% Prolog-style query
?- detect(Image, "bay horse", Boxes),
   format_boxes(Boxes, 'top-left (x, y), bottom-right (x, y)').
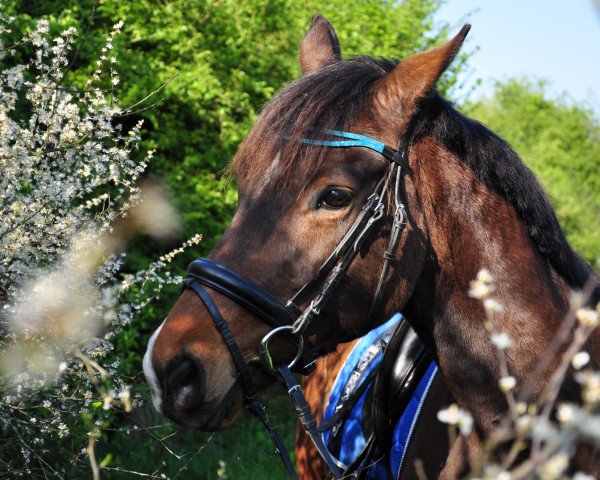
top-left (144, 14), bottom-right (600, 478)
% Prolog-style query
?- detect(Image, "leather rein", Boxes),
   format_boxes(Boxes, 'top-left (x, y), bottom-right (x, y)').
top-left (183, 128), bottom-right (411, 479)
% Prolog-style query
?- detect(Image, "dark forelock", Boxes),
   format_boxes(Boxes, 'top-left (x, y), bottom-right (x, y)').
top-left (230, 56), bottom-right (397, 190)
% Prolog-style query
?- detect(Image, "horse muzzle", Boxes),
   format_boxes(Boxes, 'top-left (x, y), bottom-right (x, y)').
top-left (144, 333), bottom-right (245, 430)
top-left (163, 372), bottom-right (245, 431)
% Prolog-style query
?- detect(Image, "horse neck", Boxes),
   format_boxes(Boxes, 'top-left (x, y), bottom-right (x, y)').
top-left (402, 135), bottom-right (579, 433)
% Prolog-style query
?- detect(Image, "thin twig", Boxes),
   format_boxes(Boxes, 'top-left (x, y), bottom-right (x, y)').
top-left (171, 434), bottom-right (215, 480)
top-left (100, 466), bottom-right (163, 478)
top-left (485, 305), bottom-right (518, 420)
top-left (56, 2), bottom-right (98, 90)
top-left (518, 276), bottom-right (598, 403)
top-left (120, 74), bottom-right (178, 114)
top-left (111, 409), bottom-right (183, 459)
top-left (531, 322), bottom-right (595, 458)
top-left (10, 424), bottom-right (63, 479)
top-left (88, 429), bottom-right (101, 480)
top-left (116, 97), bottom-right (167, 118)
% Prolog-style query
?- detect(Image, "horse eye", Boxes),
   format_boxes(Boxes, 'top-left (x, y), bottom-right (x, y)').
top-left (319, 188), bottom-right (353, 209)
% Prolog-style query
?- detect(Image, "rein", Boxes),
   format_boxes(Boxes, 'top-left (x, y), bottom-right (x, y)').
top-left (183, 128), bottom-right (412, 479)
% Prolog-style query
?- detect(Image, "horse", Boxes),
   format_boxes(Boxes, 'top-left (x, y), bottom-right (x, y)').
top-left (143, 13), bottom-right (600, 478)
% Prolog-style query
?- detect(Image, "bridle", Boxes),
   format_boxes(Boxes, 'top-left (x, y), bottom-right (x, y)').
top-left (183, 128), bottom-right (412, 479)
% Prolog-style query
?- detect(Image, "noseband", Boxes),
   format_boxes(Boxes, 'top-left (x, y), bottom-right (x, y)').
top-left (183, 128), bottom-right (411, 479)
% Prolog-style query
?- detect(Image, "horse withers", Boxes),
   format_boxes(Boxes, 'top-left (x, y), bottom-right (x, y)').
top-left (144, 13), bottom-right (600, 478)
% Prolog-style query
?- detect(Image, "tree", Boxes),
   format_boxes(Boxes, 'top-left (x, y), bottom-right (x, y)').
top-left (2, 0), bottom-right (469, 256)
top-left (466, 79), bottom-right (600, 268)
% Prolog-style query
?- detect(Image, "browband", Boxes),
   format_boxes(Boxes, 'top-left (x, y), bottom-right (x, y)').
top-left (300, 129), bottom-right (407, 167)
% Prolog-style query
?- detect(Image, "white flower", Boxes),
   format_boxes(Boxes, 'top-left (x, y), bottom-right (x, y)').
top-left (515, 415), bottom-right (533, 435)
top-left (498, 376), bottom-right (516, 392)
top-left (576, 308), bottom-right (599, 327)
top-left (491, 332), bottom-right (513, 349)
top-left (437, 404), bottom-right (473, 435)
top-left (483, 298), bottom-right (504, 313)
top-left (556, 403), bottom-right (574, 424)
top-left (57, 422), bottom-right (68, 438)
top-left (563, 405), bottom-right (600, 443)
top-left (469, 282), bottom-right (492, 299)
top-left (572, 473), bottom-right (595, 480)
top-left (0, 13), bottom-right (201, 469)
top-left (571, 351), bottom-right (590, 370)
top-left (569, 291), bottom-right (585, 309)
top-left (469, 281), bottom-right (492, 300)
top-left (477, 268), bottom-right (493, 283)
top-left (478, 465), bottom-right (511, 480)
top-left (538, 452), bottom-right (569, 480)
top-left (469, 269), bottom-right (495, 299)
top-left (103, 393), bottom-right (113, 411)
top-left (118, 387), bottom-right (132, 412)
top-left (575, 370), bottom-right (600, 405)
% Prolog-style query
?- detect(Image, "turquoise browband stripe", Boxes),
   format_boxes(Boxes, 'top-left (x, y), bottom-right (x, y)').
top-left (301, 129), bottom-right (386, 154)
top-left (300, 129), bottom-right (407, 167)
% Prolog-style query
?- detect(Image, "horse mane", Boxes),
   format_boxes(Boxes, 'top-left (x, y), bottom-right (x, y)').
top-left (231, 55), bottom-right (599, 301)
top-left (415, 96), bottom-right (599, 301)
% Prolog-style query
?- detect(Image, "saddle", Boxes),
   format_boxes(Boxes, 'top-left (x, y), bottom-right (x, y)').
top-left (319, 314), bottom-right (436, 479)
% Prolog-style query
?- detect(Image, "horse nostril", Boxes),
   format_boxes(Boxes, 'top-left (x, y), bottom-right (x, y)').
top-left (166, 355), bottom-right (207, 411)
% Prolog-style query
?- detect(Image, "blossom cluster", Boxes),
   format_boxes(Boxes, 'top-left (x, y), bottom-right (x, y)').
top-left (0, 14), bottom-right (200, 478)
top-left (438, 269), bottom-right (600, 480)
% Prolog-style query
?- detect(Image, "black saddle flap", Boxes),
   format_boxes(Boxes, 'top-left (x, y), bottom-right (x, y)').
top-left (366, 318), bottom-right (432, 455)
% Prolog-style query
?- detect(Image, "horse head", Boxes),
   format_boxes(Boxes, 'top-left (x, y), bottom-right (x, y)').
top-left (144, 19), bottom-right (600, 475)
top-left (143, 14), bottom-right (470, 431)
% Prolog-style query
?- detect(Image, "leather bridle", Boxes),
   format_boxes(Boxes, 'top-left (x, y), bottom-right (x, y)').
top-left (182, 128), bottom-right (411, 479)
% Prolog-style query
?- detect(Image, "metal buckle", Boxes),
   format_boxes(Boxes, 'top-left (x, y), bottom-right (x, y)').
top-left (260, 326), bottom-right (304, 372)
top-left (353, 200), bottom-right (384, 251)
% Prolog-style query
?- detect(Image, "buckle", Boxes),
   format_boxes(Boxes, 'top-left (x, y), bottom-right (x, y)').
top-left (260, 326), bottom-right (304, 372)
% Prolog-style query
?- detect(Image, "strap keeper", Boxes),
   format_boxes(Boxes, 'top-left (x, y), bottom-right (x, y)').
top-left (382, 145), bottom-right (407, 167)
top-left (391, 150), bottom-right (408, 168)
top-left (244, 392), bottom-right (258, 404)
top-left (383, 252), bottom-right (397, 262)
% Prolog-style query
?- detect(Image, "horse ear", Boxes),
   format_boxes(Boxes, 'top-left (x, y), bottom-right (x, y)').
top-left (300, 14), bottom-right (342, 75)
top-left (374, 24), bottom-right (471, 116)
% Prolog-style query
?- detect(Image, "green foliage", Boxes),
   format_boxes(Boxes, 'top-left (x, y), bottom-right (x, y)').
top-left (3, 0), bottom-right (466, 256)
top-left (100, 388), bottom-right (296, 479)
top-left (466, 79), bottom-right (600, 268)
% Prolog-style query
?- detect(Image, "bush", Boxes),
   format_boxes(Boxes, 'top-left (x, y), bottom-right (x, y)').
top-left (0, 15), bottom-right (199, 478)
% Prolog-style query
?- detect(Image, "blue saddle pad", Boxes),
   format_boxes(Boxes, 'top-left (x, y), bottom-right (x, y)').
top-left (321, 313), bottom-right (437, 478)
